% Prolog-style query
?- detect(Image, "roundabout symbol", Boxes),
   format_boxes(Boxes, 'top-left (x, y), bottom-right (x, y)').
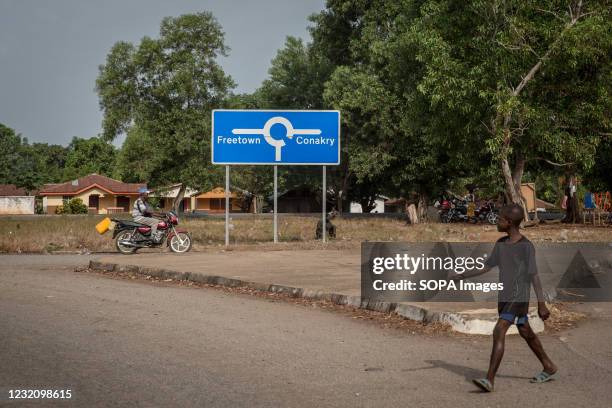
top-left (232, 116), bottom-right (321, 162)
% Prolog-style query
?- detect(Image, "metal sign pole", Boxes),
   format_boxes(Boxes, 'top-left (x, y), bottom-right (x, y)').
top-left (322, 166), bottom-right (326, 243)
top-left (225, 165), bottom-right (230, 246)
top-left (273, 165), bottom-right (278, 243)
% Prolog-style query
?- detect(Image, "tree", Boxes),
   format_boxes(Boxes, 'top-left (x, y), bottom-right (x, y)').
top-left (257, 36), bottom-right (331, 110)
top-left (63, 137), bottom-right (117, 180)
top-left (113, 127), bottom-right (155, 183)
top-left (0, 124), bottom-right (24, 185)
top-left (407, 0), bottom-right (611, 221)
top-left (96, 12), bottom-right (234, 211)
top-left (0, 123), bottom-right (51, 192)
top-left (311, 0), bottom-right (480, 219)
top-left (307, 3), bottom-right (386, 212)
top-left (28, 143), bottom-right (68, 184)
top-left (323, 65), bottom-right (398, 213)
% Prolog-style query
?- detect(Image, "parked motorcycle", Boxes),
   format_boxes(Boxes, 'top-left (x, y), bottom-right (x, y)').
top-left (435, 199), bottom-right (453, 223)
top-left (111, 211), bottom-right (192, 254)
top-left (438, 198), bottom-right (498, 224)
top-left (445, 198), bottom-right (470, 223)
top-left (472, 200), bottom-right (499, 225)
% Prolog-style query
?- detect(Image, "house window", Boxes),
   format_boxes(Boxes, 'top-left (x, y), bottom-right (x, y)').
top-left (62, 196), bottom-right (72, 204)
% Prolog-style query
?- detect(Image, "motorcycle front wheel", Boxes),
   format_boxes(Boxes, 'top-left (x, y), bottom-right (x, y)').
top-left (115, 230), bottom-right (137, 254)
top-left (487, 212), bottom-right (499, 225)
top-left (169, 232), bottom-right (192, 253)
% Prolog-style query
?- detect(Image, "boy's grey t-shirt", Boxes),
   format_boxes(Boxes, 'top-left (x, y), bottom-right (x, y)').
top-left (485, 236), bottom-right (538, 316)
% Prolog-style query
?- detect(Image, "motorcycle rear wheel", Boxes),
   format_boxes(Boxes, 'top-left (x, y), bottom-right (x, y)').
top-left (116, 230), bottom-right (137, 254)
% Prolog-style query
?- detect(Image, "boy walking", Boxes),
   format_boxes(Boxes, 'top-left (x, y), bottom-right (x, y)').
top-left (454, 204), bottom-right (558, 392)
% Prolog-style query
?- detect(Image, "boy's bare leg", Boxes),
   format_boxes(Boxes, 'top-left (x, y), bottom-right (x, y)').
top-left (517, 322), bottom-right (557, 374)
top-left (486, 319), bottom-right (512, 385)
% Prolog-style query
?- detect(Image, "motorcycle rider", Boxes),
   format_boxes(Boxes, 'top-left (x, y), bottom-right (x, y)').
top-left (132, 187), bottom-right (164, 243)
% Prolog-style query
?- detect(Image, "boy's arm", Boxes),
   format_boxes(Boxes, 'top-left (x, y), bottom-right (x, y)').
top-left (532, 274), bottom-right (550, 320)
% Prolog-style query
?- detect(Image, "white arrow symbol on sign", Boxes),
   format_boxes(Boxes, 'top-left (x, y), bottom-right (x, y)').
top-left (232, 116), bottom-right (321, 162)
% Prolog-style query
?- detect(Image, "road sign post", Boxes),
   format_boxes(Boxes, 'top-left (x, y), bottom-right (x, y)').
top-left (273, 165), bottom-right (278, 243)
top-left (322, 166), bottom-right (326, 243)
top-left (225, 166), bottom-right (229, 246)
top-left (212, 110), bottom-right (340, 245)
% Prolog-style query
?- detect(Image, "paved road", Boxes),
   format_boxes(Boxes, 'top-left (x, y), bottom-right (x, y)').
top-left (1, 255), bottom-right (611, 407)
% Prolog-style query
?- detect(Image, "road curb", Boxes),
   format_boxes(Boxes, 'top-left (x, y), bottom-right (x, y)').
top-left (87, 260), bottom-right (543, 335)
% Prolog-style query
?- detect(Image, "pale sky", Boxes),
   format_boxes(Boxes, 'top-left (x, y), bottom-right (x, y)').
top-left (0, 0), bottom-right (325, 145)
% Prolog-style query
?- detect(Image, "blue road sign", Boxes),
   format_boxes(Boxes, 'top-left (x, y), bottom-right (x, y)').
top-left (212, 110), bottom-right (340, 165)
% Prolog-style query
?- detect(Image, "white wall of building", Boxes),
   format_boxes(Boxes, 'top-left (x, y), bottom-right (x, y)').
top-left (350, 199), bottom-right (385, 213)
top-left (0, 196), bottom-right (35, 214)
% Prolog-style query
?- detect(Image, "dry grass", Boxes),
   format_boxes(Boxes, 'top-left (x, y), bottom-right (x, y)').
top-left (0, 214), bottom-right (610, 253)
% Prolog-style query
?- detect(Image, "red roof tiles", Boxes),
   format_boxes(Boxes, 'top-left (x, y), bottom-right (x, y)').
top-left (39, 174), bottom-right (145, 196)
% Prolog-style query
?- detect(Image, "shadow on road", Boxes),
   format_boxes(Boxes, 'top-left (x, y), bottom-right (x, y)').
top-left (402, 360), bottom-right (530, 383)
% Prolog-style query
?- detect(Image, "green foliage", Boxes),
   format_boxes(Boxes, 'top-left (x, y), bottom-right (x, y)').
top-left (28, 143), bottom-right (67, 184)
top-left (96, 12), bottom-right (234, 197)
top-left (257, 36), bottom-right (331, 109)
top-left (0, 123), bottom-right (40, 191)
top-left (1, 123), bottom-right (115, 191)
top-left (406, 0), bottom-right (610, 203)
top-left (55, 198), bottom-right (88, 214)
top-left (63, 137), bottom-right (117, 180)
top-left (0, 124), bottom-right (21, 183)
top-left (584, 136), bottom-right (612, 191)
top-left (4, 3), bottom-right (610, 214)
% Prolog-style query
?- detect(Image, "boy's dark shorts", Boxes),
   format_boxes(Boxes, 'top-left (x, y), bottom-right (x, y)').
top-left (499, 312), bottom-right (528, 326)
top-left (498, 302), bottom-right (529, 325)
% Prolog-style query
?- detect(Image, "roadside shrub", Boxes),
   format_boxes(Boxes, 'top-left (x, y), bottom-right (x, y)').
top-left (55, 198), bottom-right (88, 214)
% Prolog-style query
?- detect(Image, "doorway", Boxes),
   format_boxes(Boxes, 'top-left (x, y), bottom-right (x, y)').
top-left (88, 195), bottom-right (100, 213)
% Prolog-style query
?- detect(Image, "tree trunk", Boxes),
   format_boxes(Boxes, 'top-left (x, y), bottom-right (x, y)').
top-left (172, 184), bottom-right (186, 213)
top-left (407, 204), bottom-right (419, 224)
top-left (499, 123), bottom-right (530, 223)
top-left (417, 191), bottom-right (429, 223)
top-left (493, 4), bottom-right (587, 224)
top-left (338, 170), bottom-right (352, 215)
top-left (360, 196), bottom-right (376, 213)
top-left (563, 174), bottom-right (580, 223)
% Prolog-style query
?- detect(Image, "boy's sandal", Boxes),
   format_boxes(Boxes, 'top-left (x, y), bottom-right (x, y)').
top-left (472, 378), bottom-right (493, 392)
top-left (530, 371), bottom-right (558, 383)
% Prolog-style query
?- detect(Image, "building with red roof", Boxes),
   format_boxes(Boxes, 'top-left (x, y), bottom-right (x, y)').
top-left (39, 174), bottom-right (146, 214)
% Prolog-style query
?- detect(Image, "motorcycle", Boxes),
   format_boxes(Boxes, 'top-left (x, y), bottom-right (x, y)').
top-left (446, 198), bottom-right (470, 223)
top-left (111, 211), bottom-right (192, 254)
top-left (435, 199), bottom-right (453, 223)
top-left (472, 200), bottom-right (499, 225)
